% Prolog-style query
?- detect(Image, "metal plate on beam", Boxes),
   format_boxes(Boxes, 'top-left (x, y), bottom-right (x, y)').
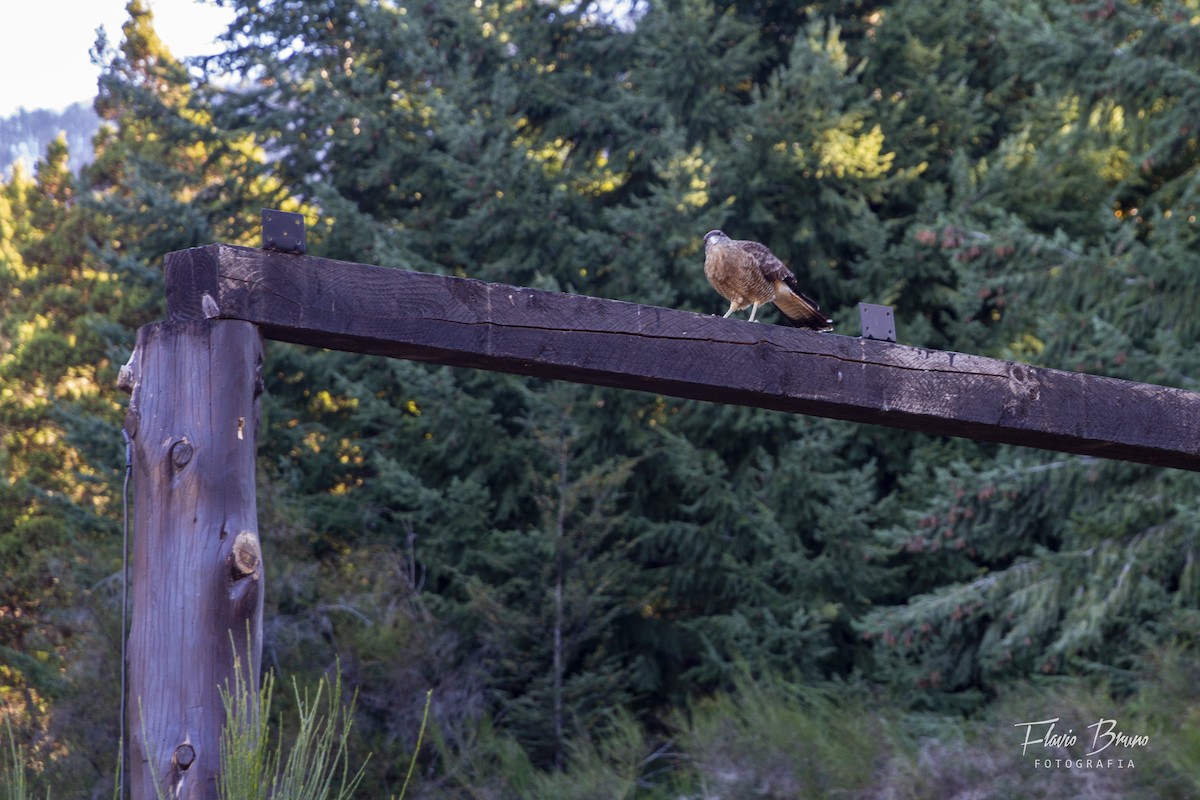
top-left (262, 209), bottom-right (307, 254)
top-left (859, 302), bottom-right (896, 342)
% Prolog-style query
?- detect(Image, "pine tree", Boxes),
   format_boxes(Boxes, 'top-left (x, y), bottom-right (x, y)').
top-left (457, 383), bottom-right (642, 768)
top-left (0, 133), bottom-right (129, 792)
top-left (90, 0), bottom-right (293, 263)
top-left (857, 0), bottom-right (1200, 710)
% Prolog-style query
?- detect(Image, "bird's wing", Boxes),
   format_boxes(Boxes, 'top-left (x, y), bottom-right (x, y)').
top-left (773, 280), bottom-right (834, 331)
top-left (735, 240), bottom-right (794, 283)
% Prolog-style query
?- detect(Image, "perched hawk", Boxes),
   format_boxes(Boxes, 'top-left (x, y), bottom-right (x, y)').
top-left (703, 230), bottom-right (833, 331)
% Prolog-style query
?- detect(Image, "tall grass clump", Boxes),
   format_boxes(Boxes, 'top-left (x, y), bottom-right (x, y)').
top-left (218, 658), bottom-right (365, 800)
top-left (3, 719), bottom-right (34, 800)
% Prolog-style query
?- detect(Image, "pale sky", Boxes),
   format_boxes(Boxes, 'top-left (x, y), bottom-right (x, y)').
top-left (0, 0), bottom-right (235, 117)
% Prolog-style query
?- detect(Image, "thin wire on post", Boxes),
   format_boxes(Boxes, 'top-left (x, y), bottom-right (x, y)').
top-left (119, 428), bottom-right (132, 799)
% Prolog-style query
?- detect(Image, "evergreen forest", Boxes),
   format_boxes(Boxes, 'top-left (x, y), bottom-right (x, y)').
top-left (3, 0), bottom-right (1200, 796)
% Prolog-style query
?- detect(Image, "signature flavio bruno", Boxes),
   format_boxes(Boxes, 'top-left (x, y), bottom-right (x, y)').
top-left (1014, 717), bottom-right (1150, 766)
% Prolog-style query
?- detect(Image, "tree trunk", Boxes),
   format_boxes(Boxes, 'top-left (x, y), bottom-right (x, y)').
top-left (120, 319), bottom-right (264, 800)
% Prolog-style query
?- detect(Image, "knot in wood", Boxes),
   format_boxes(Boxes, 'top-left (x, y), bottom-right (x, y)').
top-left (1006, 363), bottom-right (1040, 401)
top-left (170, 438), bottom-right (194, 469)
top-left (117, 350), bottom-right (139, 394)
top-left (231, 530), bottom-right (261, 578)
top-left (173, 743), bottom-right (196, 770)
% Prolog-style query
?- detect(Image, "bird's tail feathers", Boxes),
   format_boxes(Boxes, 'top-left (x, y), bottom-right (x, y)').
top-left (773, 280), bottom-right (833, 332)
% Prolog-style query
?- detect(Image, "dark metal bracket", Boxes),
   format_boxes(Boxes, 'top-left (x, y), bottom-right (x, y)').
top-left (262, 209), bottom-right (306, 254)
top-left (859, 302), bottom-right (896, 342)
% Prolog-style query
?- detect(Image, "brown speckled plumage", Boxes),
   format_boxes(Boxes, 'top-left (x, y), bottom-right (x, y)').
top-left (702, 230), bottom-right (833, 331)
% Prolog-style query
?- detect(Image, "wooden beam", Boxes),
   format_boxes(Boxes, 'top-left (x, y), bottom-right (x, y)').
top-left (166, 243), bottom-right (1200, 471)
top-left (120, 319), bottom-right (265, 800)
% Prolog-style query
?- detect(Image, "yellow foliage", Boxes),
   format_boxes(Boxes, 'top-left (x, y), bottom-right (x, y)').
top-left (330, 478), bottom-right (364, 495)
top-left (814, 121), bottom-right (895, 180)
top-left (310, 389), bottom-right (359, 414)
top-left (1088, 101), bottom-right (1125, 134)
top-left (302, 430), bottom-right (325, 454)
top-left (524, 136), bottom-right (572, 175)
top-left (662, 146), bottom-right (712, 211)
top-left (336, 437), bottom-right (364, 467)
top-left (1010, 333), bottom-right (1046, 359)
top-left (55, 366), bottom-right (98, 401)
top-left (574, 149), bottom-right (627, 196)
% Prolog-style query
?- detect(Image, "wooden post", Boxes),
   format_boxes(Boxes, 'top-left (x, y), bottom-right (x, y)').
top-left (119, 319), bottom-right (265, 800)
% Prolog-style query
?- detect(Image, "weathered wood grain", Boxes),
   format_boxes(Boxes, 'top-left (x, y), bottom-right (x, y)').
top-left (123, 319), bottom-right (264, 800)
top-left (166, 243), bottom-right (1200, 471)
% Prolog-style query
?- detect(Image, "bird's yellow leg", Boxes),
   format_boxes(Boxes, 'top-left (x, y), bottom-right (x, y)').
top-left (748, 303), bottom-right (760, 322)
top-left (722, 302), bottom-right (738, 318)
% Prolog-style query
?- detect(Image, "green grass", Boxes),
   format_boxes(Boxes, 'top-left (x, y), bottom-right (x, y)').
top-left (2, 718), bottom-right (33, 800)
top-left (218, 659), bottom-right (366, 800)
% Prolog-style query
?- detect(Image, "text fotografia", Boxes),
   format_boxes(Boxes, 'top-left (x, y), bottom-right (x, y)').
top-left (1014, 717), bottom-right (1149, 768)
top-left (1033, 757), bottom-right (1136, 769)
